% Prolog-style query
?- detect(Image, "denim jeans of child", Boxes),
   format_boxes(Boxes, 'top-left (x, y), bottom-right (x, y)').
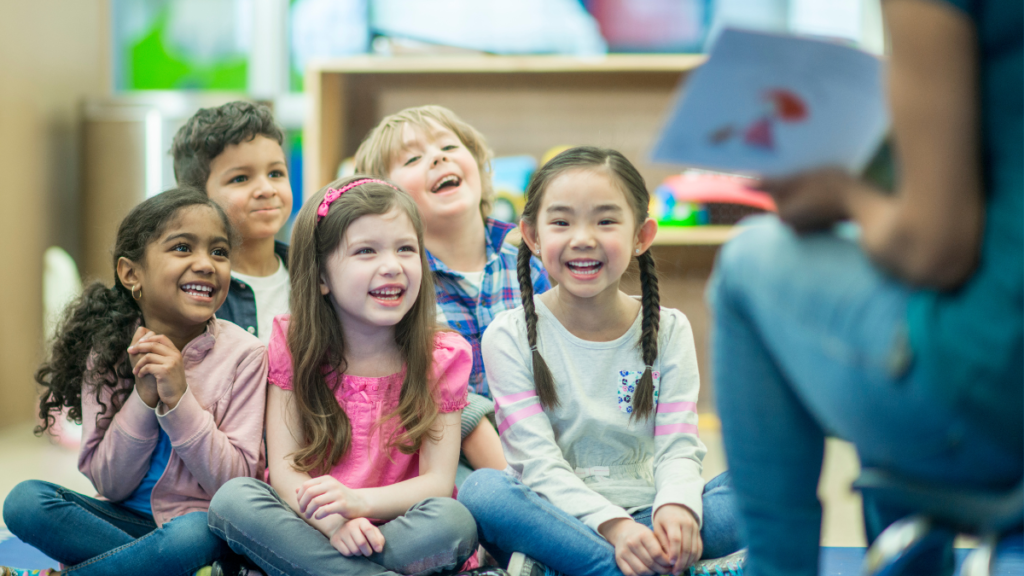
top-left (207, 477), bottom-right (478, 576)
top-left (707, 217), bottom-right (1024, 576)
top-left (458, 468), bottom-right (743, 576)
top-left (2, 479), bottom-right (234, 575)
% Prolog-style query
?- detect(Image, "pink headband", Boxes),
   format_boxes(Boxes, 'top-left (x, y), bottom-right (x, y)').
top-left (316, 178), bottom-right (400, 222)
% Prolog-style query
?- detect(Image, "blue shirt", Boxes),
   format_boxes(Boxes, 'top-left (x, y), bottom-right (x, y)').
top-left (907, 0), bottom-right (1022, 447)
top-left (429, 218), bottom-right (551, 397)
top-left (120, 428), bottom-right (173, 516)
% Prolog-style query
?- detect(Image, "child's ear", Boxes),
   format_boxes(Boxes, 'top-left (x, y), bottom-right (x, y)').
top-left (519, 219), bottom-right (540, 255)
top-left (635, 217), bottom-right (659, 255)
top-left (116, 257), bottom-right (142, 290)
top-left (319, 273), bottom-right (331, 296)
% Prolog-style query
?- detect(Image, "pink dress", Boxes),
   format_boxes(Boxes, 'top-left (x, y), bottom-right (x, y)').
top-left (266, 315), bottom-right (471, 493)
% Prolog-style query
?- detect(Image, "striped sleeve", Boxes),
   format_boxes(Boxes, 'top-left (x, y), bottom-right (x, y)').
top-left (651, 311), bottom-right (708, 525)
top-left (482, 310), bottom-right (631, 532)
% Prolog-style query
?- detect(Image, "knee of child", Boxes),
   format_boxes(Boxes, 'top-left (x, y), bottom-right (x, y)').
top-left (2, 479), bottom-right (50, 531)
top-left (456, 468), bottom-right (507, 515)
top-left (419, 498), bottom-right (478, 547)
top-left (209, 477), bottom-right (266, 524)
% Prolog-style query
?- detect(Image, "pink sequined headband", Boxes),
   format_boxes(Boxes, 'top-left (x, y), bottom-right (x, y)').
top-left (316, 178), bottom-right (400, 222)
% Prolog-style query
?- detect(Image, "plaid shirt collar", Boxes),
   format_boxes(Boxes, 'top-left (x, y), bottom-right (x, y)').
top-left (426, 218), bottom-right (515, 276)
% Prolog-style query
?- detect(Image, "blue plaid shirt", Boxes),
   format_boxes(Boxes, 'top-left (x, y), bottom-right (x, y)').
top-left (429, 218), bottom-right (550, 398)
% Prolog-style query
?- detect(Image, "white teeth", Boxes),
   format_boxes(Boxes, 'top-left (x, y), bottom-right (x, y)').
top-left (371, 287), bottom-right (403, 297)
top-left (567, 261), bottom-right (601, 275)
top-left (183, 284), bottom-right (213, 293)
top-left (431, 175), bottom-right (460, 192)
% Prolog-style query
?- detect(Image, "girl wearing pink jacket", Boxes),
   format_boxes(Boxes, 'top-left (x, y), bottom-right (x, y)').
top-left (2, 188), bottom-right (267, 576)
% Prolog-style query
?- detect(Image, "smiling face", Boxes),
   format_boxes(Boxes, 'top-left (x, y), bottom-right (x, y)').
top-left (525, 168), bottom-right (653, 301)
top-left (205, 135), bottom-right (293, 243)
top-left (386, 121), bottom-right (483, 229)
top-left (120, 205), bottom-right (232, 336)
top-left (319, 207), bottom-right (424, 334)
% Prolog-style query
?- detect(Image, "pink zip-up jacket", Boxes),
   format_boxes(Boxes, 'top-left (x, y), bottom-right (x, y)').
top-left (78, 318), bottom-right (268, 527)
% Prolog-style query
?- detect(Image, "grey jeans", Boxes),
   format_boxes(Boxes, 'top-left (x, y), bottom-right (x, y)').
top-left (208, 477), bottom-right (478, 576)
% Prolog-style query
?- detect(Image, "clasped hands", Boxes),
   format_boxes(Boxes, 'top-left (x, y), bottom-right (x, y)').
top-left (600, 504), bottom-right (702, 576)
top-left (297, 475), bottom-right (383, 558)
top-left (128, 326), bottom-right (188, 410)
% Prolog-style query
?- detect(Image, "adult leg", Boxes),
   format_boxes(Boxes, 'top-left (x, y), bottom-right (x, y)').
top-left (209, 478), bottom-right (474, 576)
top-left (709, 217), bottom-right (1023, 576)
top-left (458, 469), bottom-right (621, 576)
top-left (63, 511), bottom-right (232, 576)
top-left (2, 480), bottom-right (156, 566)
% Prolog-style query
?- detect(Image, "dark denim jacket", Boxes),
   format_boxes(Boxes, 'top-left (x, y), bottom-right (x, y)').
top-left (216, 241), bottom-right (289, 338)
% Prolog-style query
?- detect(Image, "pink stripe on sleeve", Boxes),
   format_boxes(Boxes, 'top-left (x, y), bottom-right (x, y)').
top-left (654, 423), bottom-right (699, 436)
top-left (494, 390), bottom-right (537, 411)
top-left (497, 404), bottom-right (544, 435)
top-left (656, 401), bottom-right (697, 414)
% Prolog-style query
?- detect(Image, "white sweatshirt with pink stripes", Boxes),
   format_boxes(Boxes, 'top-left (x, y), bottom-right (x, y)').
top-left (481, 297), bottom-right (707, 533)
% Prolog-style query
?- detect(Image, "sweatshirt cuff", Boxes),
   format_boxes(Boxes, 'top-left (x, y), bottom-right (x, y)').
top-left (156, 386), bottom-right (211, 445)
top-left (653, 470), bottom-right (705, 527)
top-left (114, 388), bottom-right (160, 440)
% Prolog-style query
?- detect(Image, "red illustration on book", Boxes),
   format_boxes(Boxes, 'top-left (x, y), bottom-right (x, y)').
top-left (709, 88), bottom-right (809, 151)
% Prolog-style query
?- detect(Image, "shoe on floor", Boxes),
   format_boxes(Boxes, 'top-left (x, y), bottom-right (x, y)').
top-left (452, 566), bottom-right (510, 576)
top-left (688, 548), bottom-right (747, 575)
top-left (507, 552), bottom-right (551, 576)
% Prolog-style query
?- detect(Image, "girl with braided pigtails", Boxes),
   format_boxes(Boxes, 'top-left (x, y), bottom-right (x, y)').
top-left (458, 147), bottom-right (745, 576)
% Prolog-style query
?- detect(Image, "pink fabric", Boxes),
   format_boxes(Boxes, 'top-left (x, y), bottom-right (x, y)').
top-left (266, 315), bottom-right (471, 493)
top-left (497, 404), bottom-right (544, 435)
top-left (656, 401), bottom-right (697, 414)
top-left (654, 423), bottom-right (700, 436)
top-left (493, 389), bottom-right (537, 411)
top-left (78, 319), bottom-right (268, 528)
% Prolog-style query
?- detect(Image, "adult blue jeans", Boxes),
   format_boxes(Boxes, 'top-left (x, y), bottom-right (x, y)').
top-left (2, 479), bottom-right (233, 575)
top-left (458, 468), bottom-right (742, 576)
top-left (208, 477), bottom-right (478, 576)
top-left (707, 216), bottom-right (1024, 576)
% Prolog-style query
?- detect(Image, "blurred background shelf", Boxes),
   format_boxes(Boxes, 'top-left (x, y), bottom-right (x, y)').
top-left (304, 54), bottom-right (705, 201)
top-left (652, 225), bottom-right (738, 246)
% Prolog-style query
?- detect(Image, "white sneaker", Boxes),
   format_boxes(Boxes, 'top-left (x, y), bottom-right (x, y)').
top-left (507, 552), bottom-right (549, 576)
top-left (688, 548), bottom-right (747, 575)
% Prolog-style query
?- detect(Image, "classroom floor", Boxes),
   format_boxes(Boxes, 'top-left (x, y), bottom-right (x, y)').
top-left (0, 418), bottom-right (869, 547)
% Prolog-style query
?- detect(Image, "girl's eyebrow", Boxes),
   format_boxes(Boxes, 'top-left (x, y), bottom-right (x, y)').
top-left (545, 203), bottom-right (624, 214)
top-left (163, 232), bottom-right (230, 245)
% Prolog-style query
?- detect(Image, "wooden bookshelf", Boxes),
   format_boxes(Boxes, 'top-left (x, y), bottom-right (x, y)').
top-left (303, 55), bottom-right (720, 242)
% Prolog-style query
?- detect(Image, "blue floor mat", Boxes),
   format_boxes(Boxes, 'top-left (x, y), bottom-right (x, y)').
top-left (0, 534), bottom-right (1020, 575)
top-left (0, 529), bottom-right (59, 570)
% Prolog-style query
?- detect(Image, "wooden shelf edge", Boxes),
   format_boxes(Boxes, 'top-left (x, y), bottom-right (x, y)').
top-left (307, 54), bottom-right (707, 74)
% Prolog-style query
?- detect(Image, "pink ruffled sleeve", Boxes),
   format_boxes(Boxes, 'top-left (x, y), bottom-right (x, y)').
top-left (266, 315), bottom-right (294, 391)
top-left (432, 331), bottom-right (471, 413)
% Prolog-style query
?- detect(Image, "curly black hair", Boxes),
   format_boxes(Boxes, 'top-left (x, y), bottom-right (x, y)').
top-left (171, 101), bottom-right (285, 191)
top-left (35, 188), bottom-right (235, 435)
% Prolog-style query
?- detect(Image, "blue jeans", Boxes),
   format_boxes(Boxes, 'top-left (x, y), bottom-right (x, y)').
top-left (707, 217), bottom-right (1024, 576)
top-left (207, 477), bottom-right (478, 576)
top-left (458, 468), bottom-right (743, 576)
top-left (2, 480), bottom-right (234, 575)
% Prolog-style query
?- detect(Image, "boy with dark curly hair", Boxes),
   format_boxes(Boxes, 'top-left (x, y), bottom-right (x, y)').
top-left (172, 101), bottom-right (293, 343)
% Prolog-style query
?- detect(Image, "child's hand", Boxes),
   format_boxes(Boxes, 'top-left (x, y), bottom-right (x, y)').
top-left (653, 504), bottom-right (703, 575)
top-left (297, 476), bottom-right (369, 521)
top-left (599, 518), bottom-right (674, 576)
top-left (128, 327), bottom-right (159, 407)
top-left (127, 331), bottom-right (187, 409)
top-left (330, 517), bottom-right (385, 557)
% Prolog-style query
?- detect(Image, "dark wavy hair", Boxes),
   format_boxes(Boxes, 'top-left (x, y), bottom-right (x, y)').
top-left (518, 147), bottom-right (661, 422)
top-left (286, 176), bottom-right (441, 474)
top-left (171, 101), bottom-right (285, 190)
top-left (35, 188), bottom-right (235, 435)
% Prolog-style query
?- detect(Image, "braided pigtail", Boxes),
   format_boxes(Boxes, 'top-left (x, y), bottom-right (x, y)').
top-left (631, 249), bottom-right (661, 422)
top-left (518, 242), bottom-right (559, 409)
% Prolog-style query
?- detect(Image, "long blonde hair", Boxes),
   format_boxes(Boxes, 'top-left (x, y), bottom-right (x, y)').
top-left (353, 105), bottom-right (495, 220)
top-left (287, 176), bottom-right (440, 474)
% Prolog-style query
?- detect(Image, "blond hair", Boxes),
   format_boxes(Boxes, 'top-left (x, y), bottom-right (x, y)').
top-left (354, 105), bottom-right (495, 220)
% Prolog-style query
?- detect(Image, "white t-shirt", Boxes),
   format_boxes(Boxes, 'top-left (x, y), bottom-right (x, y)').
top-left (231, 256), bottom-right (291, 345)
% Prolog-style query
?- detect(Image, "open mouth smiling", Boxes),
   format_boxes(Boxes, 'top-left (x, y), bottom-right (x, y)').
top-left (566, 260), bottom-right (603, 276)
top-left (430, 174), bottom-right (462, 193)
top-left (369, 285), bottom-right (405, 303)
top-left (182, 282), bottom-right (216, 301)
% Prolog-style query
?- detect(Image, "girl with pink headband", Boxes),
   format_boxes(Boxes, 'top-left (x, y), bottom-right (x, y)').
top-left (207, 176), bottom-right (491, 576)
